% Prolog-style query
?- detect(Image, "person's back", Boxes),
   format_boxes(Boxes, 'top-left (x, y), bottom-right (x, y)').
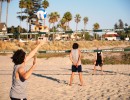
top-left (10, 65), bottom-right (27, 99)
top-left (71, 49), bottom-right (81, 66)
top-left (69, 43), bottom-right (83, 86)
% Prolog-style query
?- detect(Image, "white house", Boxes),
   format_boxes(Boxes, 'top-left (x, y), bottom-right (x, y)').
top-left (0, 23), bottom-right (7, 34)
top-left (103, 32), bottom-right (120, 41)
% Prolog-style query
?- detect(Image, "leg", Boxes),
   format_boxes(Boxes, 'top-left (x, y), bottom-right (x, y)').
top-left (93, 66), bottom-right (96, 75)
top-left (100, 66), bottom-right (103, 74)
top-left (69, 72), bottom-right (75, 86)
top-left (79, 72), bottom-right (83, 86)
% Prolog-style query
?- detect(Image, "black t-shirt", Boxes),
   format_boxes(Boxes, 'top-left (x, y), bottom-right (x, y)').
top-left (97, 52), bottom-right (102, 61)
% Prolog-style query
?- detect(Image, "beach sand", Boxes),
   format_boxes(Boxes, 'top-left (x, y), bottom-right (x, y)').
top-left (0, 55), bottom-right (130, 100)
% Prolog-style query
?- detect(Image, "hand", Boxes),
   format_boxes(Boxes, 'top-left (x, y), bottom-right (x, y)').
top-left (36, 37), bottom-right (47, 45)
top-left (72, 62), bottom-right (77, 67)
top-left (33, 55), bottom-right (37, 66)
top-left (76, 62), bottom-right (79, 68)
top-left (94, 61), bottom-right (96, 65)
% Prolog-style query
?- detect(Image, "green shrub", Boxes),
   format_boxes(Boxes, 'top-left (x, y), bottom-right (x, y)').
top-left (81, 59), bottom-right (92, 64)
top-left (122, 53), bottom-right (130, 64)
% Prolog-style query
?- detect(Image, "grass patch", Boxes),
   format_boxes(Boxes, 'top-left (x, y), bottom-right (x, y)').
top-left (37, 53), bottom-right (68, 59)
top-left (0, 53), bottom-right (8, 56)
top-left (81, 59), bottom-right (93, 65)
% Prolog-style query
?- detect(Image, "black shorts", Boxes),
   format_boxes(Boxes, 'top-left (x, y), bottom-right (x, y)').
top-left (10, 97), bottom-right (27, 100)
top-left (72, 65), bottom-right (82, 72)
top-left (95, 61), bottom-right (103, 67)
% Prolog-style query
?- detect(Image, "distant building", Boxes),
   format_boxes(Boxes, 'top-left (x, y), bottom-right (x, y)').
top-left (103, 31), bottom-right (120, 41)
top-left (0, 23), bottom-right (7, 34)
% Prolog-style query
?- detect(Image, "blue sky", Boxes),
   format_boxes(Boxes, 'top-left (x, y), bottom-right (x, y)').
top-left (2, 0), bottom-right (130, 31)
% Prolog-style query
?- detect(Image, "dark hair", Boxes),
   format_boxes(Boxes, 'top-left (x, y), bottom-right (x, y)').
top-left (72, 43), bottom-right (79, 49)
top-left (11, 49), bottom-right (26, 65)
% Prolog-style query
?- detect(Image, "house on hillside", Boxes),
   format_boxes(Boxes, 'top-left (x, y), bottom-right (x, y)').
top-left (102, 32), bottom-right (120, 41)
top-left (0, 23), bottom-right (7, 34)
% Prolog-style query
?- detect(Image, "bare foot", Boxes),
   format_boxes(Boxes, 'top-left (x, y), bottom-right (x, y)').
top-left (69, 84), bottom-right (72, 86)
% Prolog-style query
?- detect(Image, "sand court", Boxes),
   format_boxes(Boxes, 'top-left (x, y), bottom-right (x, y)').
top-left (0, 55), bottom-right (130, 100)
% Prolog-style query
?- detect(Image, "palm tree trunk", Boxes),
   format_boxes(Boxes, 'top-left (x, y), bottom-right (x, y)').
top-left (84, 24), bottom-right (86, 40)
top-left (76, 23), bottom-right (78, 40)
top-left (18, 8), bottom-right (22, 40)
top-left (95, 33), bottom-right (97, 40)
top-left (6, 2), bottom-right (9, 34)
top-left (53, 23), bottom-right (55, 43)
top-left (68, 22), bottom-right (69, 30)
top-left (29, 19), bottom-right (32, 39)
top-left (25, 18), bottom-right (28, 41)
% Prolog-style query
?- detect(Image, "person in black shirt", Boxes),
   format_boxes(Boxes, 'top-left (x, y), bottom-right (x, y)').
top-left (93, 48), bottom-right (104, 75)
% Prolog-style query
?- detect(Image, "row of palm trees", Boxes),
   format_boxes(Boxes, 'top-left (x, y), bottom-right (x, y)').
top-left (0, 0), bottom-right (100, 40)
top-left (18, 0), bottom-right (100, 33)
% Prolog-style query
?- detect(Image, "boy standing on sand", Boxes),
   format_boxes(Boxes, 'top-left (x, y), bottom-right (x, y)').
top-left (69, 43), bottom-right (83, 86)
top-left (10, 40), bottom-right (45, 100)
top-left (93, 47), bottom-right (104, 75)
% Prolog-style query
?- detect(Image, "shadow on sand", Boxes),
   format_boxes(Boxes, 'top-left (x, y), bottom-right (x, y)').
top-left (85, 68), bottom-right (130, 76)
top-left (32, 73), bottom-right (68, 84)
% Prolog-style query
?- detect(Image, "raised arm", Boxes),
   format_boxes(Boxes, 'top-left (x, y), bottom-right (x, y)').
top-left (24, 41), bottom-right (44, 62)
top-left (18, 56), bottom-right (37, 80)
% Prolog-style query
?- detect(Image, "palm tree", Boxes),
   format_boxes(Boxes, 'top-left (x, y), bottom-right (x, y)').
top-left (125, 23), bottom-right (128, 37)
top-left (93, 23), bottom-right (100, 39)
top-left (0, 0), bottom-right (6, 22)
top-left (74, 14), bottom-right (81, 39)
top-left (42, 0), bottom-right (49, 26)
top-left (60, 18), bottom-right (66, 31)
top-left (63, 12), bottom-right (72, 30)
top-left (6, 0), bottom-right (12, 32)
top-left (48, 12), bottom-right (60, 42)
top-left (18, 0), bottom-right (26, 39)
top-left (25, 0), bottom-right (33, 38)
top-left (83, 17), bottom-right (88, 39)
top-left (125, 23), bottom-right (128, 28)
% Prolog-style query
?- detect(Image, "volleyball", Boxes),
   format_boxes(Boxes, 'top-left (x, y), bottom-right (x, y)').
top-left (36, 8), bottom-right (47, 20)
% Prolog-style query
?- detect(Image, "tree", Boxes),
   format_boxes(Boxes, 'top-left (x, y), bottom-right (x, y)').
top-left (118, 19), bottom-right (124, 29)
top-left (75, 14), bottom-right (81, 39)
top-left (75, 14), bottom-right (81, 32)
top-left (125, 23), bottom-right (128, 28)
top-left (84, 32), bottom-right (90, 40)
top-left (42, 0), bottom-right (49, 26)
top-left (63, 12), bottom-right (72, 30)
top-left (114, 23), bottom-right (118, 29)
top-left (60, 18), bottom-right (66, 31)
top-left (48, 12), bottom-right (60, 42)
top-left (17, 0), bottom-right (27, 39)
top-left (42, 0), bottom-right (49, 10)
top-left (0, 0), bottom-right (6, 22)
top-left (83, 17), bottom-right (88, 39)
top-left (125, 23), bottom-right (129, 37)
top-left (10, 26), bottom-right (15, 33)
top-left (6, 0), bottom-right (12, 32)
top-left (93, 23), bottom-right (100, 39)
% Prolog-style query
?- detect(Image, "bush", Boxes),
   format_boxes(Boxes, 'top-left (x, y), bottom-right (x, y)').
top-left (81, 59), bottom-right (92, 64)
top-left (122, 53), bottom-right (130, 64)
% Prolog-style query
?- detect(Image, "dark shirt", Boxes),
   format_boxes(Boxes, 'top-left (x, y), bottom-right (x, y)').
top-left (97, 52), bottom-right (102, 61)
